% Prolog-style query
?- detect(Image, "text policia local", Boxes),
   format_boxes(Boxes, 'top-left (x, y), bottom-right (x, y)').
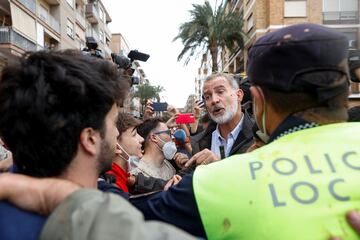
top-left (249, 151), bottom-right (359, 207)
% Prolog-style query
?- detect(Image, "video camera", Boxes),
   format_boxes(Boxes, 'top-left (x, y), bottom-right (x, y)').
top-left (111, 50), bottom-right (150, 86)
top-left (82, 36), bottom-right (103, 59)
top-left (348, 49), bottom-right (360, 83)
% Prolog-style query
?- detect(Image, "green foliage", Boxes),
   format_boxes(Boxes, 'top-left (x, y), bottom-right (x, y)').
top-left (133, 83), bottom-right (165, 112)
top-left (174, 1), bottom-right (247, 72)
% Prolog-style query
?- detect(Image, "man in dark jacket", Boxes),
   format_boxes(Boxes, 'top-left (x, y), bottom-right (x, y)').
top-left (187, 73), bottom-right (254, 167)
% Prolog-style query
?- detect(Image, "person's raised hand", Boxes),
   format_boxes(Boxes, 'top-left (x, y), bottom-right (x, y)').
top-left (173, 152), bottom-right (189, 169)
top-left (143, 100), bottom-right (155, 120)
top-left (193, 100), bottom-right (203, 119)
top-left (166, 105), bottom-right (179, 117)
top-left (166, 113), bottom-right (179, 129)
top-left (185, 149), bottom-right (220, 168)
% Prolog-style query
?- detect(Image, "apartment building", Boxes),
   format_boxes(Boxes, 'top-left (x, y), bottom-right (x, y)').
top-left (227, 1), bottom-right (358, 73)
top-left (195, 53), bottom-right (209, 100)
top-left (85, 0), bottom-right (112, 59)
top-left (223, 0), bottom-right (359, 72)
top-left (0, 0), bottom-right (112, 69)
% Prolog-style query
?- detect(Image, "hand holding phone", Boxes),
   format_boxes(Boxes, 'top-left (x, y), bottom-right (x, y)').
top-left (195, 99), bottom-right (205, 109)
top-left (151, 102), bottom-right (168, 112)
top-left (176, 113), bottom-right (196, 124)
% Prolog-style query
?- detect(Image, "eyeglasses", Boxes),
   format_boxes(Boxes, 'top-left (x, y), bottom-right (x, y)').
top-left (153, 129), bottom-right (172, 136)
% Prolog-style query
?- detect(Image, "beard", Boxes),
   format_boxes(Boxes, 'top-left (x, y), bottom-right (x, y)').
top-left (96, 139), bottom-right (115, 174)
top-left (209, 97), bottom-right (238, 124)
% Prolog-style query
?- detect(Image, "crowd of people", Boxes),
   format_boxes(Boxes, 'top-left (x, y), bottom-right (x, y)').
top-left (0, 23), bottom-right (359, 240)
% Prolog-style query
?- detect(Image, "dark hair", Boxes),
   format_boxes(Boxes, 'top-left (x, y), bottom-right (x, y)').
top-left (137, 118), bottom-right (163, 148)
top-left (348, 106), bottom-right (360, 122)
top-left (117, 113), bottom-right (142, 137)
top-left (0, 50), bottom-right (129, 177)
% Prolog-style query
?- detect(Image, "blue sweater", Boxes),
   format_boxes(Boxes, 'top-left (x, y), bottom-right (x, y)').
top-left (0, 201), bottom-right (46, 240)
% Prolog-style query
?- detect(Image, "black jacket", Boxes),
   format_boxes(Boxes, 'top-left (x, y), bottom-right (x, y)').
top-left (191, 112), bottom-right (254, 156)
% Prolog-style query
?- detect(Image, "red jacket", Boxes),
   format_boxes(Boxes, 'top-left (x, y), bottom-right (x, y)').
top-left (107, 162), bottom-right (129, 193)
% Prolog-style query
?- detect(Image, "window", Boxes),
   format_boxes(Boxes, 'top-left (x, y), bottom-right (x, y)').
top-left (246, 13), bottom-right (254, 32)
top-left (99, 30), bottom-right (104, 43)
top-left (284, 0), bottom-right (307, 17)
top-left (38, 4), bottom-right (48, 22)
top-left (99, 8), bottom-right (105, 23)
top-left (323, 0), bottom-right (358, 23)
top-left (336, 28), bottom-right (358, 48)
top-left (323, 0), bottom-right (358, 12)
top-left (66, 0), bottom-right (74, 9)
top-left (66, 19), bottom-right (74, 38)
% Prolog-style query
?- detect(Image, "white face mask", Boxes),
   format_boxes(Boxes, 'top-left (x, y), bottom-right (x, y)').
top-left (157, 137), bottom-right (177, 160)
top-left (116, 143), bottom-right (140, 172)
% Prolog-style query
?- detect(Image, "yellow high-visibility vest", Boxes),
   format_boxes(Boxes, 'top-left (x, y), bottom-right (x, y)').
top-left (193, 122), bottom-right (360, 240)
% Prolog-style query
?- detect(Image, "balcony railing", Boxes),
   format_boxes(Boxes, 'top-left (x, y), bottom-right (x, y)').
top-left (86, 29), bottom-right (99, 42)
top-left (231, 0), bottom-right (244, 12)
top-left (85, 4), bottom-right (99, 24)
top-left (76, 12), bottom-right (86, 28)
top-left (17, 0), bottom-right (36, 14)
top-left (104, 24), bottom-right (111, 38)
top-left (38, 13), bottom-right (60, 34)
top-left (0, 27), bottom-right (36, 52)
top-left (323, 11), bottom-right (359, 24)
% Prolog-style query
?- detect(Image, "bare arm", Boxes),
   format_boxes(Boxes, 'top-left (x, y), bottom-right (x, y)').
top-left (0, 173), bottom-right (80, 215)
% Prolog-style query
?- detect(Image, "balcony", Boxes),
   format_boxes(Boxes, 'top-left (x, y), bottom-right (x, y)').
top-left (17, 0), bottom-right (36, 14)
top-left (38, 13), bottom-right (60, 34)
top-left (104, 24), bottom-right (111, 38)
top-left (231, 0), bottom-right (244, 13)
top-left (85, 4), bottom-right (99, 24)
top-left (76, 12), bottom-right (86, 29)
top-left (42, 0), bottom-right (60, 5)
top-left (0, 27), bottom-right (36, 52)
top-left (323, 11), bottom-right (359, 24)
top-left (85, 29), bottom-right (99, 43)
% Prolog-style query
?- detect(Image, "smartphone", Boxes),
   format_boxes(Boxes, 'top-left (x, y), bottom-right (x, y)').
top-left (151, 102), bottom-right (168, 112)
top-left (176, 113), bottom-right (196, 124)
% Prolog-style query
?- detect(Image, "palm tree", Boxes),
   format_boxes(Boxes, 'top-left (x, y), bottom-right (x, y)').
top-left (174, 1), bottom-right (247, 72)
top-left (133, 83), bottom-right (165, 113)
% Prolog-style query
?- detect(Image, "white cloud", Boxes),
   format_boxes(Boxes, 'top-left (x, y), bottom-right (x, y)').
top-left (103, 0), bottom-right (206, 108)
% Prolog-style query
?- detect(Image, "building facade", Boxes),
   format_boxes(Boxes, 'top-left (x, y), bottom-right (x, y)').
top-left (0, 0), bottom-right (113, 68)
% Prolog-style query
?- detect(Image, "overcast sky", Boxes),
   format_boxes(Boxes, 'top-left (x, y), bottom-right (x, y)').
top-left (103, 0), bottom-right (206, 108)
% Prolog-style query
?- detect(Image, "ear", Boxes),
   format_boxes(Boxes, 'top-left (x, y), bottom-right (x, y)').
top-left (79, 127), bottom-right (100, 156)
top-left (149, 133), bottom-right (159, 144)
top-left (236, 88), bottom-right (244, 103)
top-left (250, 86), bottom-right (266, 126)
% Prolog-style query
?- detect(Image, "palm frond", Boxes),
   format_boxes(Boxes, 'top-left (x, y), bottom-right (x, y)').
top-left (174, 0), bottom-right (247, 71)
